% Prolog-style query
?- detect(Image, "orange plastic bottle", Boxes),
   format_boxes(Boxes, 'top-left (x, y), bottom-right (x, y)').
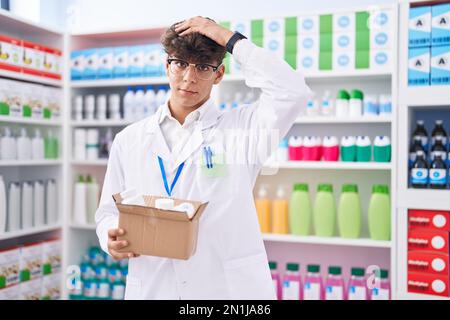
top-left (272, 186), bottom-right (289, 234)
top-left (255, 185), bottom-right (271, 233)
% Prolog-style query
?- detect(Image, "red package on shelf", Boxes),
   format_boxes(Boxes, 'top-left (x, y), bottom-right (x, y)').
top-left (0, 34), bottom-right (23, 73)
top-left (41, 45), bottom-right (62, 80)
top-left (408, 272), bottom-right (450, 297)
top-left (409, 209), bottom-right (450, 232)
top-left (22, 40), bottom-right (44, 76)
top-left (408, 251), bottom-right (450, 276)
top-left (408, 229), bottom-right (449, 254)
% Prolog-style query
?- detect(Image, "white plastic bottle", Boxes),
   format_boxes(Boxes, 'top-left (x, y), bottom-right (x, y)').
top-left (45, 179), bottom-right (57, 225)
top-left (86, 129), bottom-right (99, 160)
top-left (17, 128), bottom-right (32, 160)
top-left (7, 182), bottom-right (21, 232)
top-left (73, 175), bottom-right (87, 225)
top-left (155, 86), bottom-right (167, 108)
top-left (86, 175), bottom-right (99, 225)
top-left (96, 95), bottom-right (107, 121)
top-left (306, 99), bottom-right (319, 117)
top-left (108, 94), bottom-right (121, 120)
top-left (33, 180), bottom-right (45, 227)
top-left (1, 127), bottom-right (17, 160)
top-left (74, 95), bottom-right (83, 121)
top-left (349, 90), bottom-right (364, 118)
top-left (74, 129), bottom-right (87, 161)
top-left (21, 181), bottom-right (34, 229)
top-left (31, 128), bottom-right (45, 160)
top-left (85, 95), bottom-right (95, 121)
top-left (134, 87), bottom-right (145, 120)
top-left (335, 90), bottom-right (350, 118)
top-left (123, 87), bottom-right (135, 121)
top-left (144, 85), bottom-right (157, 116)
top-left (321, 91), bottom-right (335, 117)
top-left (0, 175), bottom-right (6, 233)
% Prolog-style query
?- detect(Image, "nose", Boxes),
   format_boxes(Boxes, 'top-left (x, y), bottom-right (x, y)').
top-left (182, 65), bottom-right (197, 83)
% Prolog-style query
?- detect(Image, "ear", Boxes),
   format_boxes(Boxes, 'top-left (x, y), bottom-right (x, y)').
top-left (213, 64), bottom-right (225, 85)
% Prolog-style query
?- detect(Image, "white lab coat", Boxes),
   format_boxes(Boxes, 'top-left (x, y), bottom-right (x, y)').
top-left (95, 39), bottom-right (312, 300)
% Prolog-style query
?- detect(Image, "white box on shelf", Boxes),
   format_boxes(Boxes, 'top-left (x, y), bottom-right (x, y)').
top-left (333, 50), bottom-right (355, 71)
top-left (334, 32), bottom-right (356, 52)
top-left (42, 239), bottom-right (62, 274)
top-left (263, 35), bottom-right (285, 59)
top-left (0, 35), bottom-right (23, 71)
top-left (298, 15), bottom-right (319, 34)
top-left (70, 50), bottom-right (85, 80)
top-left (297, 34), bottom-right (319, 56)
top-left (0, 247), bottom-right (20, 288)
top-left (22, 41), bottom-right (44, 75)
top-left (264, 18), bottom-right (285, 37)
top-left (0, 285), bottom-right (19, 299)
top-left (431, 45), bottom-right (450, 85)
top-left (371, 29), bottom-right (392, 50)
top-left (113, 46), bottom-right (129, 78)
top-left (408, 46), bottom-right (430, 86)
top-left (409, 6), bottom-right (432, 48)
top-left (41, 272), bottom-right (61, 300)
top-left (97, 47), bottom-right (114, 79)
top-left (231, 20), bottom-right (252, 38)
top-left (19, 277), bottom-right (42, 300)
top-left (370, 49), bottom-right (391, 71)
top-left (82, 48), bottom-right (98, 80)
top-left (297, 53), bottom-right (319, 73)
top-left (19, 243), bottom-right (43, 282)
top-left (128, 45), bottom-right (145, 78)
top-left (143, 44), bottom-right (164, 77)
top-left (333, 12), bottom-right (355, 33)
top-left (431, 3), bottom-right (450, 47)
top-left (369, 8), bottom-right (393, 31)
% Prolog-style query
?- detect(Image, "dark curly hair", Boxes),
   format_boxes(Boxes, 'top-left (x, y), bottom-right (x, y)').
top-left (160, 19), bottom-right (227, 65)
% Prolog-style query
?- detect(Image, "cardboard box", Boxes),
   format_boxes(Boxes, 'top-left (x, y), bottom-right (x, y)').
top-left (334, 32), bottom-right (355, 52)
top-left (97, 47), bottom-right (114, 79)
top-left (408, 229), bottom-right (449, 254)
top-left (42, 239), bottom-right (62, 275)
top-left (432, 3), bottom-right (450, 46)
top-left (19, 278), bottom-right (42, 300)
top-left (0, 247), bottom-right (20, 289)
top-left (70, 50), bottom-right (85, 80)
top-left (113, 46), bottom-right (128, 78)
top-left (431, 45), bottom-right (450, 85)
top-left (41, 46), bottom-right (62, 80)
top-left (408, 47), bottom-right (430, 86)
top-left (231, 20), bottom-right (252, 38)
top-left (333, 12), bottom-right (355, 33)
top-left (22, 41), bottom-right (44, 76)
top-left (408, 272), bottom-right (449, 297)
top-left (41, 273), bottom-right (61, 300)
top-left (409, 209), bottom-right (450, 231)
top-left (408, 251), bottom-right (449, 276)
top-left (83, 48), bottom-right (99, 80)
top-left (0, 34), bottom-right (23, 72)
top-left (19, 242), bottom-right (43, 282)
top-left (112, 193), bottom-right (208, 260)
top-left (333, 50), bottom-right (354, 71)
top-left (297, 15), bottom-right (319, 35)
top-left (128, 45), bottom-right (145, 78)
top-left (369, 9), bottom-right (393, 31)
top-left (409, 6), bottom-right (432, 48)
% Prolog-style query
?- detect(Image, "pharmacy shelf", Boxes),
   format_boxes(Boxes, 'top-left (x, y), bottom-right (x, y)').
top-left (404, 86), bottom-right (450, 107)
top-left (263, 161), bottom-right (392, 171)
top-left (397, 292), bottom-right (450, 301)
top-left (0, 160), bottom-right (62, 167)
top-left (294, 116), bottom-right (392, 124)
top-left (70, 223), bottom-right (97, 231)
top-left (0, 224), bottom-right (62, 241)
top-left (0, 69), bottom-right (62, 87)
top-left (70, 76), bottom-right (169, 88)
top-left (262, 233), bottom-right (391, 249)
top-left (70, 119), bottom-right (134, 127)
top-left (223, 70), bottom-right (392, 82)
top-left (0, 115), bottom-right (62, 126)
top-left (398, 189), bottom-right (450, 212)
top-left (70, 159), bottom-right (108, 166)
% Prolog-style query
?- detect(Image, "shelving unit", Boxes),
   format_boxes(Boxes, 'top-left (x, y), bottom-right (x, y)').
top-left (0, 9), bottom-right (66, 300)
top-left (263, 161), bottom-right (392, 171)
top-left (396, 0), bottom-right (450, 300)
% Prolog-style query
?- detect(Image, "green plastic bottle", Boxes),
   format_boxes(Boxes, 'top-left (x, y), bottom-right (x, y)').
top-left (289, 183), bottom-right (312, 236)
top-left (368, 185), bottom-right (391, 241)
top-left (338, 184), bottom-right (362, 239)
top-left (313, 184), bottom-right (336, 237)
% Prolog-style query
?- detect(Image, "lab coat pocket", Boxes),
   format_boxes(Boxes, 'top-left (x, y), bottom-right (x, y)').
top-left (223, 252), bottom-right (276, 300)
top-left (124, 276), bottom-right (142, 300)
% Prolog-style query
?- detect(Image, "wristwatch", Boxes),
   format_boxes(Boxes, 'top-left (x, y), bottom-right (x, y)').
top-left (226, 31), bottom-right (247, 54)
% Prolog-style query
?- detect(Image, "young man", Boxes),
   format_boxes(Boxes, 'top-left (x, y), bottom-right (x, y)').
top-left (96, 16), bottom-right (311, 300)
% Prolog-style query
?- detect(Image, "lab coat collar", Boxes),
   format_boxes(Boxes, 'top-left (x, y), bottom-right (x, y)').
top-left (145, 97), bottom-right (222, 166)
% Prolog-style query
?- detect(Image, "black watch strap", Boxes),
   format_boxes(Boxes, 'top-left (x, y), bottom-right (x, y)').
top-left (226, 32), bottom-right (247, 54)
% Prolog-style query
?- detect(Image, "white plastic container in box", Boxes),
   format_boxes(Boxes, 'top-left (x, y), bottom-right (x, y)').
top-left (0, 247), bottom-right (20, 288)
top-left (0, 35), bottom-right (23, 72)
top-left (19, 243), bottom-right (43, 282)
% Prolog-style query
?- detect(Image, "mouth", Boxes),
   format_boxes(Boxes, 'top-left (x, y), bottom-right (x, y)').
top-left (179, 88), bottom-right (198, 96)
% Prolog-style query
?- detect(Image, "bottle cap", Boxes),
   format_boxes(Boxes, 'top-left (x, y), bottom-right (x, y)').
top-left (378, 269), bottom-right (389, 279)
top-left (328, 266), bottom-right (342, 275)
top-left (372, 185), bottom-right (389, 194)
top-left (351, 89), bottom-right (364, 100)
top-left (436, 120), bottom-right (443, 125)
top-left (307, 264), bottom-right (320, 273)
top-left (269, 261), bottom-right (277, 270)
top-left (287, 263), bottom-right (299, 272)
top-left (351, 267), bottom-right (365, 276)
top-left (417, 120), bottom-right (424, 126)
top-left (342, 184), bottom-right (358, 193)
top-left (294, 183), bottom-right (308, 192)
top-left (317, 184), bottom-right (333, 192)
top-left (337, 90), bottom-right (350, 100)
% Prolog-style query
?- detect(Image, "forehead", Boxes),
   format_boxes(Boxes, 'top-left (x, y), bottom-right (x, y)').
top-left (169, 55), bottom-right (218, 65)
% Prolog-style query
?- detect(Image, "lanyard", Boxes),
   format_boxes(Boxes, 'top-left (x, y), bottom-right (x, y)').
top-left (157, 156), bottom-right (185, 197)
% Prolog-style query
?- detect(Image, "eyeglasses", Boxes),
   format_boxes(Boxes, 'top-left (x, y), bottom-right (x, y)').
top-left (167, 58), bottom-right (222, 81)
